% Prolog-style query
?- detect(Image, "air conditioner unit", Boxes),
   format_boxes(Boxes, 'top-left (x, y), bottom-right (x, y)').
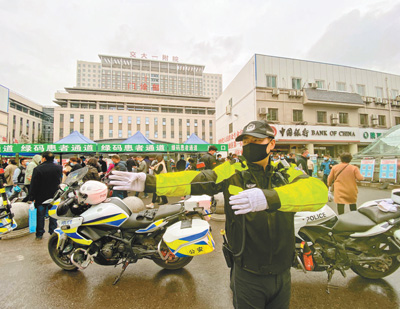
top-left (226, 105), bottom-right (232, 115)
top-left (289, 90), bottom-right (297, 97)
top-left (376, 98), bottom-right (383, 104)
top-left (272, 89), bottom-right (280, 96)
top-left (309, 83), bottom-right (318, 89)
top-left (392, 101), bottom-right (398, 106)
top-left (296, 90), bottom-right (303, 97)
top-left (258, 107), bottom-right (267, 115)
top-left (331, 113), bottom-right (339, 119)
top-left (361, 96), bottom-right (367, 102)
top-left (366, 97), bottom-right (374, 103)
top-left (382, 99), bottom-right (388, 104)
top-left (396, 95), bottom-right (400, 101)
top-left (330, 113), bottom-right (339, 125)
top-left (371, 118), bottom-right (379, 126)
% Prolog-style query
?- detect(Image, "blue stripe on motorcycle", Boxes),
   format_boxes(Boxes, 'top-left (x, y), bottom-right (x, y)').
top-left (104, 218), bottom-right (127, 227)
top-left (180, 229), bottom-right (209, 242)
top-left (83, 214), bottom-right (116, 224)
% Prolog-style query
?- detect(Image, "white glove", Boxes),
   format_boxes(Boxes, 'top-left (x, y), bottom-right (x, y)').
top-left (109, 171), bottom-right (146, 192)
top-left (229, 188), bottom-right (268, 215)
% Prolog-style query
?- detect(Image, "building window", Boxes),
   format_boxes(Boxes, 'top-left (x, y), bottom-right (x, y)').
top-left (137, 117), bottom-right (141, 124)
top-left (267, 108), bottom-right (278, 121)
top-left (266, 75), bottom-right (277, 88)
top-left (337, 82), bottom-right (346, 92)
top-left (154, 132), bottom-right (158, 138)
top-left (109, 116), bottom-right (113, 124)
top-left (292, 78), bottom-right (301, 90)
top-left (109, 130), bottom-right (113, 137)
top-left (357, 84), bottom-right (366, 96)
top-left (60, 114), bottom-right (64, 123)
top-left (145, 117), bottom-right (149, 125)
top-left (59, 128), bottom-right (63, 137)
top-left (395, 117), bottom-right (400, 125)
top-left (70, 114), bottom-right (74, 123)
top-left (100, 129), bottom-right (103, 139)
top-left (154, 117), bottom-right (158, 125)
top-left (163, 131), bottom-right (166, 138)
top-left (293, 110), bottom-right (303, 122)
top-left (339, 112), bottom-right (348, 124)
top-left (171, 131), bottom-right (174, 138)
top-left (376, 87), bottom-right (383, 98)
top-left (100, 115), bottom-right (103, 123)
top-left (186, 119), bottom-right (190, 127)
top-left (317, 111), bottom-right (327, 123)
top-left (360, 114), bottom-right (368, 125)
top-left (378, 115), bottom-right (386, 126)
top-left (80, 114), bottom-right (84, 123)
top-left (128, 116), bottom-right (132, 124)
top-left (119, 116), bottom-right (122, 124)
top-left (118, 130), bottom-right (122, 138)
top-left (391, 89), bottom-right (399, 99)
top-left (90, 115), bottom-right (94, 123)
top-left (162, 118), bottom-right (166, 126)
top-left (316, 80), bottom-right (325, 89)
top-left (229, 123), bottom-right (233, 134)
top-left (209, 120), bottom-right (213, 128)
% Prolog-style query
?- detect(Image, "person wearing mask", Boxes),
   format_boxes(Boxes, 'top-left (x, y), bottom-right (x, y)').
top-left (4, 159), bottom-right (18, 197)
top-left (328, 152), bottom-right (364, 215)
top-left (199, 145), bottom-right (218, 170)
top-left (286, 153), bottom-right (297, 165)
top-left (133, 155), bottom-right (149, 198)
top-left (28, 152), bottom-right (62, 240)
top-left (319, 154), bottom-right (337, 187)
top-left (69, 157), bottom-right (83, 174)
top-left (10, 158), bottom-right (28, 201)
top-left (82, 158), bottom-right (101, 182)
top-left (109, 120), bottom-right (327, 309)
top-left (231, 154), bottom-right (239, 163)
top-left (297, 148), bottom-right (311, 175)
top-left (146, 155), bottom-right (168, 209)
top-left (307, 157), bottom-right (315, 177)
top-left (80, 156), bottom-right (86, 167)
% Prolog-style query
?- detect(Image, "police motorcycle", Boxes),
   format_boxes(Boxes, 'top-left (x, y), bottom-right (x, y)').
top-left (293, 188), bottom-right (400, 289)
top-left (45, 167), bottom-right (215, 284)
top-left (0, 169), bottom-right (17, 237)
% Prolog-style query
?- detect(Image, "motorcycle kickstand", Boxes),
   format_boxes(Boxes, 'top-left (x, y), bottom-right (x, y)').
top-left (113, 259), bottom-right (130, 285)
top-left (326, 268), bottom-right (338, 294)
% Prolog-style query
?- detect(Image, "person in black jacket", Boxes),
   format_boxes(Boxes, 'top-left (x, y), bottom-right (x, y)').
top-left (199, 145), bottom-right (218, 170)
top-left (28, 151), bottom-right (63, 240)
top-left (297, 148), bottom-right (311, 175)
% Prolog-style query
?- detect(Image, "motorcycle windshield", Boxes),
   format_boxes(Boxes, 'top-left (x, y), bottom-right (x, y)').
top-left (65, 166), bottom-right (89, 186)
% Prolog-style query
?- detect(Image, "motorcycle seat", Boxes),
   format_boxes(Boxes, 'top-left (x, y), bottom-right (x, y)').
top-left (358, 206), bottom-right (400, 224)
top-left (109, 197), bottom-right (132, 216)
top-left (333, 211), bottom-right (376, 233)
top-left (120, 204), bottom-right (183, 229)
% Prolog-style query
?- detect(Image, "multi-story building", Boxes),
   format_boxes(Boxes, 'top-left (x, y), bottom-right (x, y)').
top-left (76, 55), bottom-right (222, 102)
top-left (0, 87), bottom-right (54, 145)
top-left (217, 54), bottom-right (400, 157)
top-left (53, 87), bottom-right (215, 144)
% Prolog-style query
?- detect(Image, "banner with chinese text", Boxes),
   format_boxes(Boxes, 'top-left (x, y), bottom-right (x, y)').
top-left (360, 159), bottom-right (375, 180)
top-left (379, 159), bottom-right (397, 182)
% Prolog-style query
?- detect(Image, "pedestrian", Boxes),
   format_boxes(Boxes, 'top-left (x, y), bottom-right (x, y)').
top-left (319, 154), bottom-right (337, 187)
top-left (328, 152), bottom-right (364, 215)
top-left (110, 155), bottom-right (128, 199)
top-left (82, 158), bottom-right (101, 182)
top-left (109, 120), bottom-right (327, 309)
top-left (1, 157), bottom-right (8, 169)
top-left (297, 148), bottom-right (310, 175)
top-left (199, 145), bottom-right (218, 170)
top-left (10, 158), bottom-right (28, 201)
top-left (286, 153), bottom-right (297, 165)
top-left (4, 159), bottom-right (18, 197)
top-left (62, 161), bottom-right (72, 183)
top-left (146, 155), bottom-right (168, 209)
top-left (133, 155), bottom-right (149, 198)
top-left (23, 154), bottom-right (42, 202)
top-left (231, 154), bottom-right (239, 163)
top-left (307, 157), bottom-right (315, 176)
top-left (176, 155), bottom-right (187, 171)
top-left (98, 155), bottom-right (108, 174)
top-left (69, 157), bottom-right (83, 173)
top-left (126, 155), bottom-right (137, 172)
top-left (80, 156), bottom-right (86, 167)
top-left (28, 151), bottom-right (62, 240)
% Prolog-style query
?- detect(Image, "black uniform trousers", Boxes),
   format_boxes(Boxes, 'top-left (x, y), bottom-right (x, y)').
top-left (230, 263), bottom-right (291, 309)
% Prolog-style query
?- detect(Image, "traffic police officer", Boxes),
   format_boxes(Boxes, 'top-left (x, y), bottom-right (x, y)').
top-left (109, 120), bottom-right (328, 308)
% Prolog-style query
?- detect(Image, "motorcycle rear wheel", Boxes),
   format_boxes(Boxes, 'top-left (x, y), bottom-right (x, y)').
top-left (153, 242), bottom-right (193, 270)
top-left (48, 234), bottom-right (78, 271)
top-left (351, 241), bottom-right (400, 279)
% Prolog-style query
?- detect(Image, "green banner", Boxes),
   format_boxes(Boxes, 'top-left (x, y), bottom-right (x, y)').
top-left (0, 143), bottom-right (229, 154)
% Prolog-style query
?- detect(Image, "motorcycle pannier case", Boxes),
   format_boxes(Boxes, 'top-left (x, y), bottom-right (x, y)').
top-left (162, 219), bottom-right (215, 257)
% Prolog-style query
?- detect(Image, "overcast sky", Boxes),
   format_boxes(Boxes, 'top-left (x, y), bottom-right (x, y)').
top-left (1, 0), bottom-right (399, 106)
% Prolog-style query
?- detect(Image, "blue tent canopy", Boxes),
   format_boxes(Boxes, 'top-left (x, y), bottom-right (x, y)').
top-left (55, 131), bottom-right (96, 144)
top-left (184, 133), bottom-right (209, 144)
top-left (121, 131), bottom-right (154, 144)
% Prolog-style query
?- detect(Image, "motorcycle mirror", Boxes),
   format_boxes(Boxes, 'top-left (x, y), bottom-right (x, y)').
top-left (43, 198), bottom-right (54, 205)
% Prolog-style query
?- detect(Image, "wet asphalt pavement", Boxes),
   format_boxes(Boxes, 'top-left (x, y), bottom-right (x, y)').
top-left (1, 187), bottom-right (399, 309)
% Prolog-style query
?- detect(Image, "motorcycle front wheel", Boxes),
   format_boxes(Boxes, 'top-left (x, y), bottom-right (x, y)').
top-left (153, 241), bottom-right (193, 270)
top-left (351, 240), bottom-right (400, 279)
top-left (48, 234), bottom-right (78, 271)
